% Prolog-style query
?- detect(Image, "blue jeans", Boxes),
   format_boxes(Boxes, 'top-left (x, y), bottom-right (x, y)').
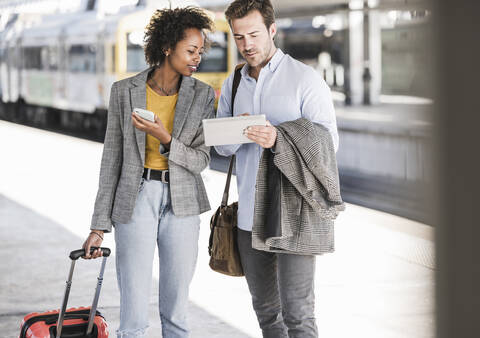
top-left (114, 178), bottom-right (200, 338)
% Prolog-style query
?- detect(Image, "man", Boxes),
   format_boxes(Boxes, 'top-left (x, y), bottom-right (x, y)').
top-left (215, 0), bottom-right (339, 337)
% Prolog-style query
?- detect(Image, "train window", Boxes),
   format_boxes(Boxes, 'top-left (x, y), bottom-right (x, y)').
top-left (41, 47), bottom-right (49, 70)
top-left (197, 32), bottom-right (228, 73)
top-left (96, 43), bottom-right (105, 73)
top-left (68, 44), bottom-right (97, 73)
top-left (23, 47), bottom-right (42, 69)
top-left (58, 46), bottom-right (67, 71)
top-left (9, 48), bottom-right (17, 68)
top-left (111, 45), bottom-right (116, 73)
top-left (126, 32), bottom-right (147, 73)
top-left (47, 46), bottom-right (58, 70)
top-left (13, 48), bottom-right (20, 69)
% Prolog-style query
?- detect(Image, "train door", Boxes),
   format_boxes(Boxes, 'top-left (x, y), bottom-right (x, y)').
top-left (65, 42), bottom-right (98, 112)
top-left (96, 28), bottom-right (113, 110)
top-left (99, 19), bottom-right (118, 111)
top-left (58, 32), bottom-right (68, 108)
top-left (0, 41), bottom-right (11, 103)
top-left (0, 47), bottom-right (4, 101)
top-left (102, 40), bottom-right (116, 108)
top-left (16, 38), bottom-right (22, 102)
top-left (5, 42), bottom-right (13, 103)
top-left (8, 38), bottom-right (21, 103)
top-left (195, 28), bottom-right (231, 102)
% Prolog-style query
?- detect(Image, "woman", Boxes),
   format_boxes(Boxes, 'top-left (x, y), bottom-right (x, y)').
top-left (82, 7), bottom-right (215, 338)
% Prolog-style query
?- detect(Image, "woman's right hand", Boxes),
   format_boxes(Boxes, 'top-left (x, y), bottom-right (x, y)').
top-left (82, 230), bottom-right (104, 259)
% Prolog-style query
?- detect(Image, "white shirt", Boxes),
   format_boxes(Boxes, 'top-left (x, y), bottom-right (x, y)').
top-left (215, 49), bottom-right (339, 231)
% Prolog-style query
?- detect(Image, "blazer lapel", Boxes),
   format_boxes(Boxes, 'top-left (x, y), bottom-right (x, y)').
top-left (129, 68), bottom-right (151, 164)
top-left (172, 76), bottom-right (194, 139)
top-left (130, 86), bottom-right (146, 163)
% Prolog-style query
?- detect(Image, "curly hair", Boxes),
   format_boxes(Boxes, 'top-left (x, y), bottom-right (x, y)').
top-left (144, 7), bottom-right (214, 67)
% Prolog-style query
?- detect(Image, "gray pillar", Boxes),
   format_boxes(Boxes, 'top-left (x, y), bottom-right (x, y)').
top-left (362, 1), bottom-right (381, 105)
top-left (347, 3), bottom-right (364, 105)
top-left (367, 9), bottom-right (381, 104)
top-left (362, 2), bottom-right (371, 105)
top-left (435, 1), bottom-right (480, 338)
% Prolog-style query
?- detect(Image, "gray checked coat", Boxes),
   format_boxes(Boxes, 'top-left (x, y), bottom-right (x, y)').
top-left (90, 68), bottom-right (215, 232)
top-left (252, 118), bottom-right (345, 255)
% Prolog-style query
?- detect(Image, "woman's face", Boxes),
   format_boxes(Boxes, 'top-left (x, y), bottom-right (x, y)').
top-left (167, 28), bottom-right (205, 77)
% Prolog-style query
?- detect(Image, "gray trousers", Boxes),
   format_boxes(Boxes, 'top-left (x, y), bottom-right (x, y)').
top-left (237, 229), bottom-right (318, 338)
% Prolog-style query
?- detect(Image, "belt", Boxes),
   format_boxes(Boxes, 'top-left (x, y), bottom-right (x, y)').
top-left (143, 168), bottom-right (169, 183)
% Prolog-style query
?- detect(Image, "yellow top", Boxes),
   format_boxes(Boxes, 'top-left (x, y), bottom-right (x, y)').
top-left (144, 84), bottom-right (178, 170)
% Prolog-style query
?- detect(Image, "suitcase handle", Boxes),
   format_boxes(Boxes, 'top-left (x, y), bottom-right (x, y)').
top-left (69, 247), bottom-right (111, 260)
top-left (57, 248), bottom-right (110, 337)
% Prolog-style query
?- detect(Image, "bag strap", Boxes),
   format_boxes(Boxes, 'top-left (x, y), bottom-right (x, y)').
top-left (231, 64), bottom-right (244, 110)
top-left (222, 155), bottom-right (235, 207)
top-left (221, 64), bottom-right (244, 207)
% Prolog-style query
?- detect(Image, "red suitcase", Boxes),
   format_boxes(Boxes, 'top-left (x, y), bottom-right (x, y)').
top-left (19, 247), bottom-right (111, 338)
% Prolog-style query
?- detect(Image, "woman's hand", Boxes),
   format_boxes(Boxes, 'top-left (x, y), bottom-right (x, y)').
top-left (82, 230), bottom-right (104, 259)
top-left (132, 112), bottom-right (172, 145)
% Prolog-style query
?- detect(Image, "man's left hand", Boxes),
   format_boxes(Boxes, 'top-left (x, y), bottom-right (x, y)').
top-left (244, 120), bottom-right (277, 148)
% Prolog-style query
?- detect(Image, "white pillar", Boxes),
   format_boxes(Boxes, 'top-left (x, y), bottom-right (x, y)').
top-left (347, 9), bottom-right (364, 105)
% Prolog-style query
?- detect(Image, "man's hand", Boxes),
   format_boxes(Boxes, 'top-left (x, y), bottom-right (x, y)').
top-left (132, 112), bottom-right (172, 145)
top-left (244, 120), bottom-right (277, 149)
top-left (82, 230), bottom-right (104, 259)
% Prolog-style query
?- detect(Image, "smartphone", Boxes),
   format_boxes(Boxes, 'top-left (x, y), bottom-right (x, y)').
top-left (133, 108), bottom-right (155, 122)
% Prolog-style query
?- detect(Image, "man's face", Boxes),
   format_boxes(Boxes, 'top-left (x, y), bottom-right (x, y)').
top-left (231, 10), bottom-right (276, 68)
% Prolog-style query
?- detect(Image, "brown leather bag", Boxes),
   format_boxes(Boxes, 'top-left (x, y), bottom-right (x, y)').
top-left (208, 155), bottom-right (244, 276)
top-left (208, 64), bottom-right (244, 276)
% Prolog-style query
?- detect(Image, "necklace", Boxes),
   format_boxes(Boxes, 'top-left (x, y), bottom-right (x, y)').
top-left (150, 78), bottom-right (178, 96)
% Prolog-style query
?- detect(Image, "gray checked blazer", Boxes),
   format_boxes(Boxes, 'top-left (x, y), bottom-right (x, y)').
top-left (252, 118), bottom-right (345, 255)
top-left (90, 68), bottom-right (215, 232)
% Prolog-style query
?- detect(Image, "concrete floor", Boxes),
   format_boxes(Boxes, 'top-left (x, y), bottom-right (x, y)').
top-left (0, 121), bottom-right (435, 337)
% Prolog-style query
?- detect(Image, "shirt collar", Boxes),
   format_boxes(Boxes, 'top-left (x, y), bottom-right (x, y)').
top-left (266, 48), bottom-right (284, 73)
top-left (241, 48), bottom-right (285, 78)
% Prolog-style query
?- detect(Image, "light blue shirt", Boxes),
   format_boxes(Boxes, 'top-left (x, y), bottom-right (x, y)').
top-left (215, 49), bottom-right (339, 232)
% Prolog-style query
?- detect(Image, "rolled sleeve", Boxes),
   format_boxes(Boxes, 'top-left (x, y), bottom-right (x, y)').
top-left (300, 72), bottom-right (339, 152)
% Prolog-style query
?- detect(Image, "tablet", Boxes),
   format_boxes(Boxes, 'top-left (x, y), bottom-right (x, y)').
top-left (202, 114), bottom-right (267, 146)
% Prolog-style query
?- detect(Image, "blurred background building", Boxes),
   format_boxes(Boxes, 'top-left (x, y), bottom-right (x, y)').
top-left (0, 0), bottom-right (434, 223)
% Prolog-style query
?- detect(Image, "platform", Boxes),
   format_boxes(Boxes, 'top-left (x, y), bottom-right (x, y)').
top-left (0, 121), bottom-right (435, 337)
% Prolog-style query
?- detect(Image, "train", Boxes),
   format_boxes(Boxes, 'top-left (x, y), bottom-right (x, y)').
top-left (0, 5), bottom-right (237, 139)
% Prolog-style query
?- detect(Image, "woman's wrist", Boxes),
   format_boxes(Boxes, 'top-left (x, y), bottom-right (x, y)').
top-left (159, 131), bottom-right (171, 144)
top-left (90, 230), bottom-right (104, 240)
top-left (163, 135), bottom-right (172, 149)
